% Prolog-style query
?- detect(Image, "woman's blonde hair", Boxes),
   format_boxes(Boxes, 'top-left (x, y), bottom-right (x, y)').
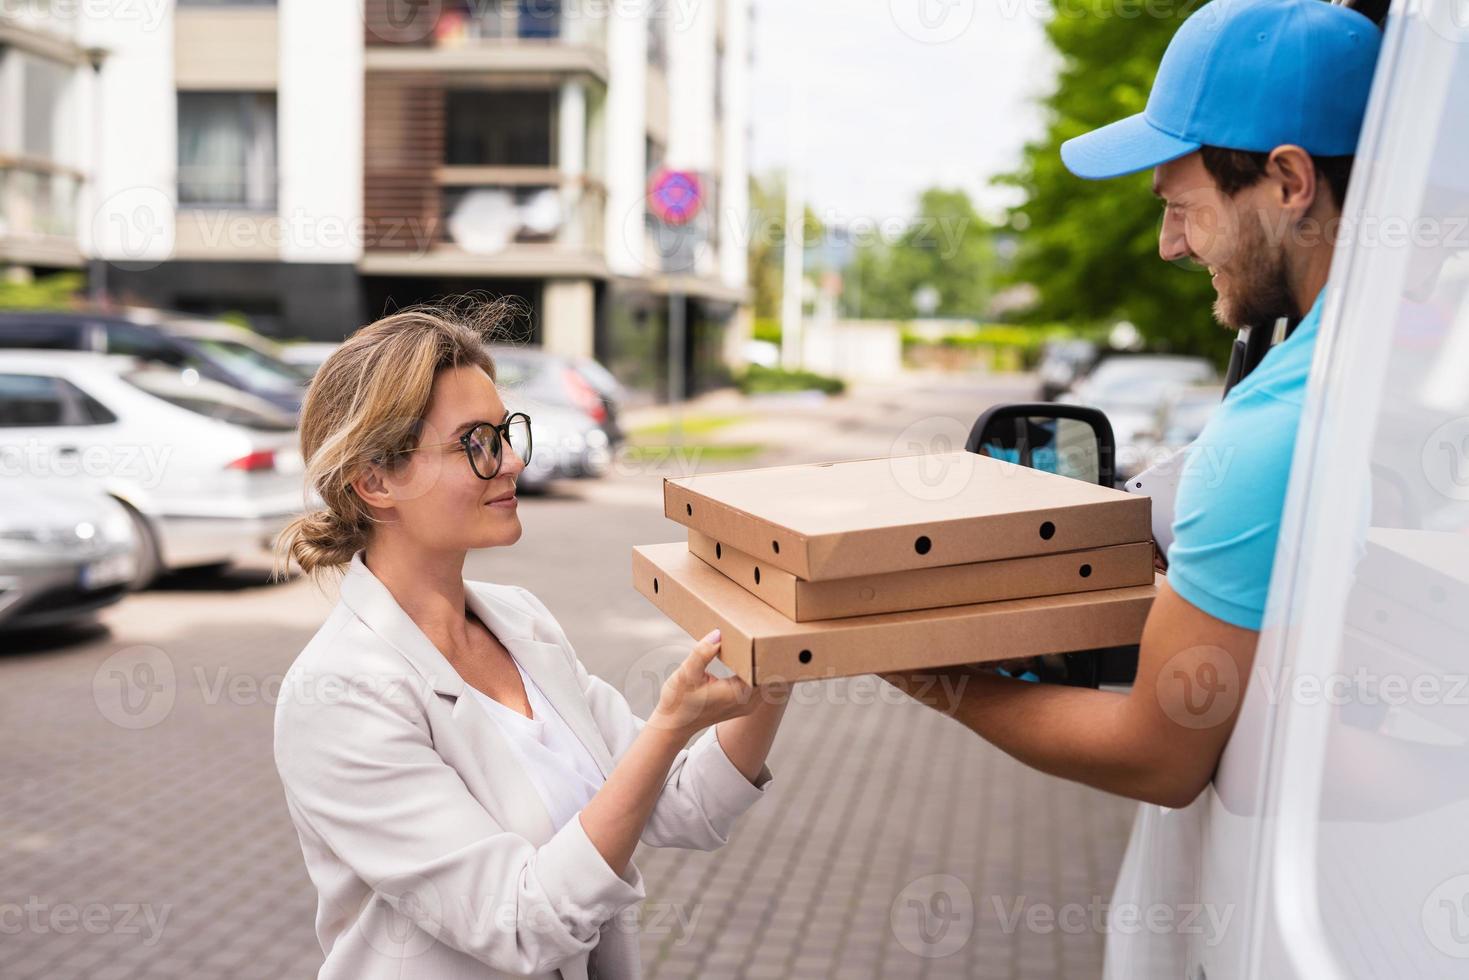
top-left (273, 297), bottom-right (519, 582)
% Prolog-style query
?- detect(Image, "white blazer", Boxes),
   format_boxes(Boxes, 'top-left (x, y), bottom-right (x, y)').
top-left (274, 551), bottom-right (773, 980)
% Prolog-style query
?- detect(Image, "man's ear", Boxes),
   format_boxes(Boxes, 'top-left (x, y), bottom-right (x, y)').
top-left (1266, 144), bottom-right (1320, 217)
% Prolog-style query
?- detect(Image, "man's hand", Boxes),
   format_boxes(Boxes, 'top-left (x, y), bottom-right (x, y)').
top-left (879, 580), bottom-right (1260, 809)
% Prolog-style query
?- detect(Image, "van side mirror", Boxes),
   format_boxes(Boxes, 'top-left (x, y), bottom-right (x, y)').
top-left (965, 403), bottom-right (1117, 488)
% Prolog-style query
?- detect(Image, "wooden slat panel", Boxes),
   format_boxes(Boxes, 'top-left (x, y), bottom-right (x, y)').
top-left (364, 74), bottom-right (446, 251)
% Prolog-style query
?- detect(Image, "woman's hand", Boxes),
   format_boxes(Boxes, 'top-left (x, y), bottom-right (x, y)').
top-left (648, 629), bottom-right (758, 740)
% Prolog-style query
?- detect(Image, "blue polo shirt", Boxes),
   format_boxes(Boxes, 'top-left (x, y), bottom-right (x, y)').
top-left (1166, 290), bottom-right (1325, 630)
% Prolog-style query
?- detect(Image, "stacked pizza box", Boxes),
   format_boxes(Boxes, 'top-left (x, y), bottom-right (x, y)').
top-left (632, 450), bottom-right (1160, 685)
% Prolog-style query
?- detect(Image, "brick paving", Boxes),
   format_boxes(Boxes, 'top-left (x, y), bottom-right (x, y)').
top-left (0, 375), bottom-right (1140, 978)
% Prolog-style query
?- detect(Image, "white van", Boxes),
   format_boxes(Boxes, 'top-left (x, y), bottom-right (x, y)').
top-left (981, 1), bottom-right (1469, 975)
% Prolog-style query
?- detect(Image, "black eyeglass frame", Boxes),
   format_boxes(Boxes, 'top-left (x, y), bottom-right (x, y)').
top-left (401, 412), bottom-right (533, 481)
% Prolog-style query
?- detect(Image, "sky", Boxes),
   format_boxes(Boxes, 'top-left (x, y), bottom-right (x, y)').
top-left (748, 0), bottom-right (1055, 225)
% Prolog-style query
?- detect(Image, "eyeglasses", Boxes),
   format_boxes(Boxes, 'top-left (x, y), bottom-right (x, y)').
top-left (398, 413), bottom-right (533, 481)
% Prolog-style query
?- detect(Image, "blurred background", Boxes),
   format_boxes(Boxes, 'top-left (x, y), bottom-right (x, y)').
top-left (1, 1), bottom-right (1238, 977)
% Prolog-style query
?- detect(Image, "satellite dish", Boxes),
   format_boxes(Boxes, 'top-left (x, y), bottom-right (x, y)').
top-left (519, 188), bottom-right (563, 237)
top-left (448, 189), bottom-right (518, 254)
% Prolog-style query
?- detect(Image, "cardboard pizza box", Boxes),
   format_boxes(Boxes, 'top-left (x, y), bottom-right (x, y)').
top-left (632, 541), bottom-right (1158, 684)
top-left (686, 528), bottom-right (1157, 621)
top-left (663, 451), bottom-right (1151, 581)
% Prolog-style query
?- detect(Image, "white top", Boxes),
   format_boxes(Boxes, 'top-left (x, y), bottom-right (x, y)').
top-left (466, 657), bottom-right (606, 832)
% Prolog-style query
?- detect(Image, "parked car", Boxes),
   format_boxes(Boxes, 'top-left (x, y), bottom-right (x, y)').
top-left (1061, 353), bottom-right (1218, 478)
top-left (0, 311), bottom-right (309, 414)
top-left (510, 400), bottom-right (612, 493)
top-left (0, 479), bottom-right (137, 633)
top-left (0, 351), bottom-right (308, 586)
top-left (488, 344), bottom-right (626, 448)
top-left (1119, 384), bottom-right (1225, 482)
top-left (277, 342), bottom-right (342, 379)
top-left (1036, 338), bottom-right (1100, 401)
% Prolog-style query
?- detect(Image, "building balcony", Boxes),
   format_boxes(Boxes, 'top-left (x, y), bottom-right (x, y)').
top-left (361, 167), bottom-right (607, 279)
top-left (364, 0), bottom-right (607, 83)
top-left (0, 156), bottom-right (83, 268)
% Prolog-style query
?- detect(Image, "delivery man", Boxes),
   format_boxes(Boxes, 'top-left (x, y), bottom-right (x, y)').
top-left (883, 0), bottom-right (1382, 972)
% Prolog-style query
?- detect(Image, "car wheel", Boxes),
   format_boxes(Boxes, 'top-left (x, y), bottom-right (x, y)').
top-left (120, 503), bottom-right (163, 590)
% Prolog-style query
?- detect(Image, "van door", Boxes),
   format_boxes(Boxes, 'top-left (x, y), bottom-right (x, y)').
top-left (1203, 2), bottom-right (1469, 976)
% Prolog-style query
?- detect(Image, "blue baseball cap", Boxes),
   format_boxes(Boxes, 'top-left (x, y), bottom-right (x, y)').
top-left (1061, 0), bottom-right (1381, 180)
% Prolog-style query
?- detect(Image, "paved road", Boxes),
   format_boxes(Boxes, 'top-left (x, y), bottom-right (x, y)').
top-left (0, 373), bottom-right (1141, 979)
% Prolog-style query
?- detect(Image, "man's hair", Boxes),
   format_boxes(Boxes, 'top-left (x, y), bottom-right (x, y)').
top-left (1200, 145), bottom-right (1356, 211)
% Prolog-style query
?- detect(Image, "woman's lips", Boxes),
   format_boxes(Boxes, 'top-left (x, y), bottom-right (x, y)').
top-left (487, 494), bottom-right (517, 509)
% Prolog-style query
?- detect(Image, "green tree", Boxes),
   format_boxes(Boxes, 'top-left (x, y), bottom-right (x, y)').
top-left (747, 173), bottom-right (824, 326)
top-left (996, 0), bottom-right (1230, 361)
top-left (845, 188), bottom-right (995, 320)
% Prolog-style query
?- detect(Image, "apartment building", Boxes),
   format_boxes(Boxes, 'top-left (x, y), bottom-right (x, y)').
top-left (0, 1), bottom-right (102, 279)
top-left (13, 0), bottom-right (751, 394)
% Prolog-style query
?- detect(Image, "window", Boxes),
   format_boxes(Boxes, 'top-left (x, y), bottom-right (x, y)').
top-left (0, 374), bottom-right (68, 427)
top-left (445, 90), bottom-right (555, 166)
top-left (20, 52), bottom-right (70, 160)
top-left (517, 0), bottom-right (561, 39)
top-left (647, 1), bottom-right (668, 70)
top-left (0, 320), bottom-right (86, 350)
top-left (103, 324), bottom-right (192, 368)
top-left (178, 92), bottom-right (278, 208)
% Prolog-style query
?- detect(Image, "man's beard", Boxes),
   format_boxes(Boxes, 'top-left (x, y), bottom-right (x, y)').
top-left (1211, 216), bottom-right (1298, 331)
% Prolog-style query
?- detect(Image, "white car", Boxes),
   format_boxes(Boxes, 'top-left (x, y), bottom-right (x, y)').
top-left (0, 351), bottom-right (309, 586)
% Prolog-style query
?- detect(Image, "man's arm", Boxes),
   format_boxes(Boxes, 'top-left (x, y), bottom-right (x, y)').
top-left (882, 579), bottom-right (1258, 808)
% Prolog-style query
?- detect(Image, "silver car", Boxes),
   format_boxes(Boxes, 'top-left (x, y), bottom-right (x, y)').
top-left (0, 479), bottom-right (138, 632)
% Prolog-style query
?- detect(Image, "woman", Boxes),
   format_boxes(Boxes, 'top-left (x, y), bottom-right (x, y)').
top-left (272, 302), bottom-right (787, 980)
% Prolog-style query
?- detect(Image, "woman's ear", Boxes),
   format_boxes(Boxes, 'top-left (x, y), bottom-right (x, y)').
top-left (350, 464), bottom-right (394, 513)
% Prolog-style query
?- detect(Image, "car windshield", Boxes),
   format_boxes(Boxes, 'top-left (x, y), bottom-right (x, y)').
top-left (1086, 359), bottom-right (1212, 406)
top-left (190, 338), bottom-right (309, 392)
top-left (123, 373), bottom-right (296, 431)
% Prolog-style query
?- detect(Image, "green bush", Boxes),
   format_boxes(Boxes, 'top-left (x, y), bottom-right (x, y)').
top-left (0, 272), bottom-right (84, 310)
top-left (735, 364), bottom-right (845, 395)
top-left (752, 317), bottom-right (783, 344)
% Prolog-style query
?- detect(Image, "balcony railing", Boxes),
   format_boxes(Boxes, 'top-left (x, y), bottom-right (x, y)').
top-left (0, 156), bottom-right (82, 263)
top-left (366, 0), bottom-right (606, 49)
